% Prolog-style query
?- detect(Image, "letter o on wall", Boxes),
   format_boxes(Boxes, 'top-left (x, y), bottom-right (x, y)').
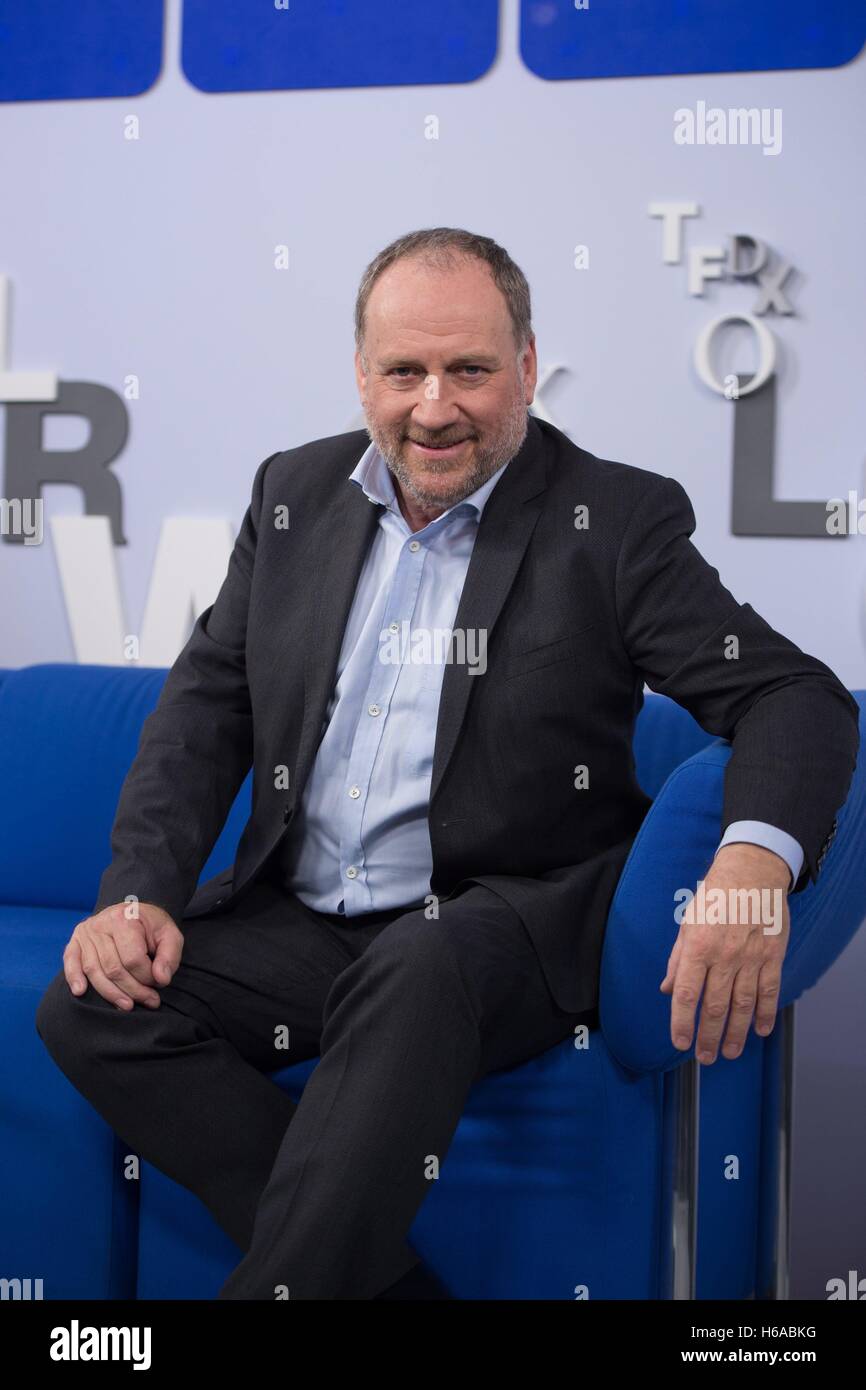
top-left (694, 312), bottom-right (776, 396)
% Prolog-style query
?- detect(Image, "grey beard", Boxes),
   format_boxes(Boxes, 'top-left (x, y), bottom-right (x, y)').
top-left (374, 407), bottom-right (528, 511)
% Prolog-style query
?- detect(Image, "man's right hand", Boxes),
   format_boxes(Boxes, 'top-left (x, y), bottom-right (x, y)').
top-left (63, 902), bottom-right (183, 1011)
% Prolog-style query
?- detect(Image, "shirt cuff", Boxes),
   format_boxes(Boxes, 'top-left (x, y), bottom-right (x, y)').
top-left (716, 821), bottom-right (804, 891)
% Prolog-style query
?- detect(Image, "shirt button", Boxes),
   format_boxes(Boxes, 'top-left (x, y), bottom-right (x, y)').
top-left (346, 866), bottom-right (358, 879)
top-left (409, 540), bottom-right (421, 552)
top-left (389, 621), bottom-right (399, 633)
top-left (348, 785), bottom-right (361, 799)
top-left (368, 704), bottom-right (381, 717)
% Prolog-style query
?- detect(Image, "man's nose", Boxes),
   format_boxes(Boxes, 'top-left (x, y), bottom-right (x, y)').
top-left (408, 386), bottom-right (465, 430)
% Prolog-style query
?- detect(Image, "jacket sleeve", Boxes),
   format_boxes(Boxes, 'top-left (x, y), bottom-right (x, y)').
top-left (91, 451), bottom-right (279, 923)
top-left (615, 473), bottom-right (860, 894)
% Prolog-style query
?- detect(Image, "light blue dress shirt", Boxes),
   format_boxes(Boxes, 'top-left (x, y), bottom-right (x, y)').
top-left (281, 441), bottom-right (803, 915)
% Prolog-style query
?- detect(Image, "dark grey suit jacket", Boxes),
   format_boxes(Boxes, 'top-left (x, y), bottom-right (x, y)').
top-left (94, 414), bottom-right (860, 1013)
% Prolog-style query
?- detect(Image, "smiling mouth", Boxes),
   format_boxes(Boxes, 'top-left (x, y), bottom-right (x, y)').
top-left (409, 438), bottom-right (469, 449)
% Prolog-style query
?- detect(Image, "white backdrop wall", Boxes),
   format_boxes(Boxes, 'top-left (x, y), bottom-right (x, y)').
top-left (2, 1), bottom-right (864, 683)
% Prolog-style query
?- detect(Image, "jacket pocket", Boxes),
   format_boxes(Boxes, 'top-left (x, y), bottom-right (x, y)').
top-left (502, 622), bottom-right (596, 680)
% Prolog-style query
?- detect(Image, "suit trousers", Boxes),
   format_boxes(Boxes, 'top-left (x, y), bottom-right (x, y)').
top-left (35, 876), bottom-right (596, 1299)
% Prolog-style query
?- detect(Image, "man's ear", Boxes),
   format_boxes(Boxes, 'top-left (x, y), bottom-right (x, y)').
top-left (354, 349), bottom-right (366, 400)
top-left (522, 333), bottom-right (538, 406)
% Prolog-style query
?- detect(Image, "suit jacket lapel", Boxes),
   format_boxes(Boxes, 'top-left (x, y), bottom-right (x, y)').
top-left (429, 415), bottom-right (548, 805)
top-left (293, 481), bottom-right (383, 803)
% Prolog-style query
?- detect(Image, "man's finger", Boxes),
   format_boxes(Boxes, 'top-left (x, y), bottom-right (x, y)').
top-left (113, 926), bottom-right (157, 988)
top-left (89, 932), bottom-right (160, 1008)
top-left (78, 941), bottom-right (135, 1009)
top-left (62, 937), bottom-right (88, 996)
top-left (151, 927), bottom-right (182, 985)
top-left (721, 965), bottom-right (760, 1058)
top-left (753, 961), bottom-right (782, 1036)
top-left (694, 962), bottom-right (737, 1064)
top-left (670, 952), bottom-right (709, 1050)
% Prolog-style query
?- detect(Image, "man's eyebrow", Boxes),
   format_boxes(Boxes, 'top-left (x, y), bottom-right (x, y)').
top-left (377, 353), bottom-right (501, 370)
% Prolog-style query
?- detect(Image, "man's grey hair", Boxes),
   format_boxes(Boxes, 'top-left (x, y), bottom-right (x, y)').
top-left (354, 227), bottom-right (533, 371)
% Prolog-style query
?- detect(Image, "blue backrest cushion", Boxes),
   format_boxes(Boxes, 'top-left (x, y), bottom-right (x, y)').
top-left (633, 691), bottom-right (716, 798)
top-left (0, 664), bottom-right (250, 911)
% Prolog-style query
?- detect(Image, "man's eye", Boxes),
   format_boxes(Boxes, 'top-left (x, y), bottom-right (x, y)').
top-left (386, 365), bottom-right (487, 380)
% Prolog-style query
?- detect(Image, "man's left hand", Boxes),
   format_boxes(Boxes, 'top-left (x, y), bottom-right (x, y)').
top-left (659, 843), bottom-right (791, 1064)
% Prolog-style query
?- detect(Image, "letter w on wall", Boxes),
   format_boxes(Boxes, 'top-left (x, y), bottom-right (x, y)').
top-left (51, 515), bottom-right (234, 667)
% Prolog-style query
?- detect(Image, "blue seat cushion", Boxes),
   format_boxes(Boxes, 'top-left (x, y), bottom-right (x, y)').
top-left (0, 905), bottom-right (137, 1298)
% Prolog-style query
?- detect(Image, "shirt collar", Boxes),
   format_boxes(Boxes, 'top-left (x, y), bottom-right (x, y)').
top-left (349, 439), bottom-right (509, 525)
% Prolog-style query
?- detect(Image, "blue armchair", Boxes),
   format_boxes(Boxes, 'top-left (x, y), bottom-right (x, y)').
top-left (1, 663), bottom-right (863, 1299)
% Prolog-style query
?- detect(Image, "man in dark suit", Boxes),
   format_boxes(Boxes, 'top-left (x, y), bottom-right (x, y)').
top-left (35, 228), bottom-right (859, 1300)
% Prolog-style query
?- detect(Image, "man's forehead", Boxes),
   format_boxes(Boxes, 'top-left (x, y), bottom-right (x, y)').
top-left (364, 310), bottom-right (510, 357)
top-left (368, 262), bottom-right (506, 317)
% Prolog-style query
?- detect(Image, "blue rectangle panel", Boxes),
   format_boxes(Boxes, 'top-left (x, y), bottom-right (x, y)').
top-left (520, 0), bottom-right (866, 80)
top-left (0, 0), bottom-right (163, 102)
top-left (182, 0), bottom-right (499, 93)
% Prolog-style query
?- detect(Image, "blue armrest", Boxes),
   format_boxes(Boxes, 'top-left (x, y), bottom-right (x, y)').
top-left (601, 692), bottom-right (866, 1075)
